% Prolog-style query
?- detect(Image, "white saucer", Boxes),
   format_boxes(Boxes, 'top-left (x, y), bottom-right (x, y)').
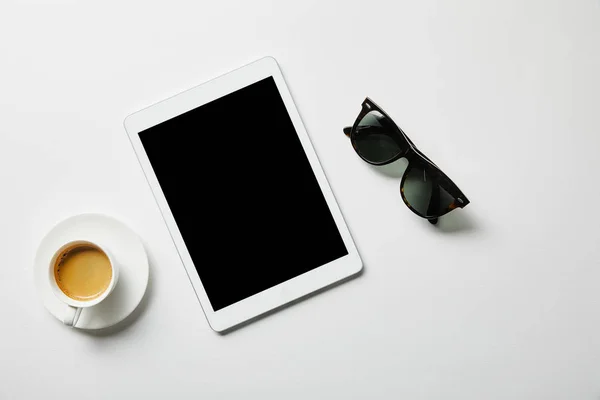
top-left (34, 213), bottom-right (149, 330)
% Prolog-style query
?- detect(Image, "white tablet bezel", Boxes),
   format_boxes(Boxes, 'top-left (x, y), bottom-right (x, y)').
top-left (124, 56), bottom-right (362, 332)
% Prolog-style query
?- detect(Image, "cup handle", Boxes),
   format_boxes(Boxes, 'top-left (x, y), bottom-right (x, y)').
top-left (64, 306), bottom-right (83, 327)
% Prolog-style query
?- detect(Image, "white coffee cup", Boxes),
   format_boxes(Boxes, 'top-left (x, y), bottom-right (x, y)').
top-left (48, 240), bottom-right (119, 327)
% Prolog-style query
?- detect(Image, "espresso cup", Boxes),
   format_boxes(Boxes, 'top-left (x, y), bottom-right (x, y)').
top-left (48, 240), bottom-right (119, 327)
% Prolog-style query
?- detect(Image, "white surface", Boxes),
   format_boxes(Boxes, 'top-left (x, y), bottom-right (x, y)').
top-left (1, 0), bottom-right (599, 398)
top-left (124, 56), bottom-right (362, 332)
top-left (34, 214), bottom-right (149, 329)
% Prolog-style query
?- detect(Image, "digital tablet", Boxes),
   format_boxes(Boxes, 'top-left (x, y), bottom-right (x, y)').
top-left (124, 57), bottom-right (362, 332)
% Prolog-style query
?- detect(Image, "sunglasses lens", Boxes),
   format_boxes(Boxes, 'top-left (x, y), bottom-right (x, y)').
top-left (353, 111), bottom-right (405, 163)
top-left (402, 165), bottom-right (456, 218)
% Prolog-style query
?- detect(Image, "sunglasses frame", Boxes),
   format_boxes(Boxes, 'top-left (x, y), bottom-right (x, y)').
top-left (345, 97), bottom-right (470, 223)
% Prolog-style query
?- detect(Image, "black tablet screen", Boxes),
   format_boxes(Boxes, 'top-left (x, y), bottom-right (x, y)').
top-left (139, 77), bottom-right (348, 311)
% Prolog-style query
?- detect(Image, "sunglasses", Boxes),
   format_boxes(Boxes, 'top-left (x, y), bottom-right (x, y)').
top-left (344, 98), bottom-right (470, 224)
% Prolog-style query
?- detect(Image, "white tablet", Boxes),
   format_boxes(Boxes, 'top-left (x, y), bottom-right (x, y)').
top-left (124, 57), bottom-right (362, 332)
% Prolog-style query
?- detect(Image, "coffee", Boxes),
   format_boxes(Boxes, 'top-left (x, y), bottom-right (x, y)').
top-left (53, 244), bottom-right (112, 301)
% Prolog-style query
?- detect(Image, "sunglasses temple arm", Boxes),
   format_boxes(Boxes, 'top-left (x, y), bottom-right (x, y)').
top-left (343, 127), bottom-right (352, 137)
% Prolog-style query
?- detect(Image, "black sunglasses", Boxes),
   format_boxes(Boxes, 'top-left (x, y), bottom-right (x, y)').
top-left (344, 98), bottom-right (470, 224)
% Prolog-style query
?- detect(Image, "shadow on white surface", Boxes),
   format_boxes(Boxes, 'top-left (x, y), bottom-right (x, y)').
top-left (431, 208), bottom-right (477, 234)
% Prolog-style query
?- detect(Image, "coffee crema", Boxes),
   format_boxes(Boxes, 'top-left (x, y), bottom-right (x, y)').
top-left (53, 245), bottom-right (112, 301)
